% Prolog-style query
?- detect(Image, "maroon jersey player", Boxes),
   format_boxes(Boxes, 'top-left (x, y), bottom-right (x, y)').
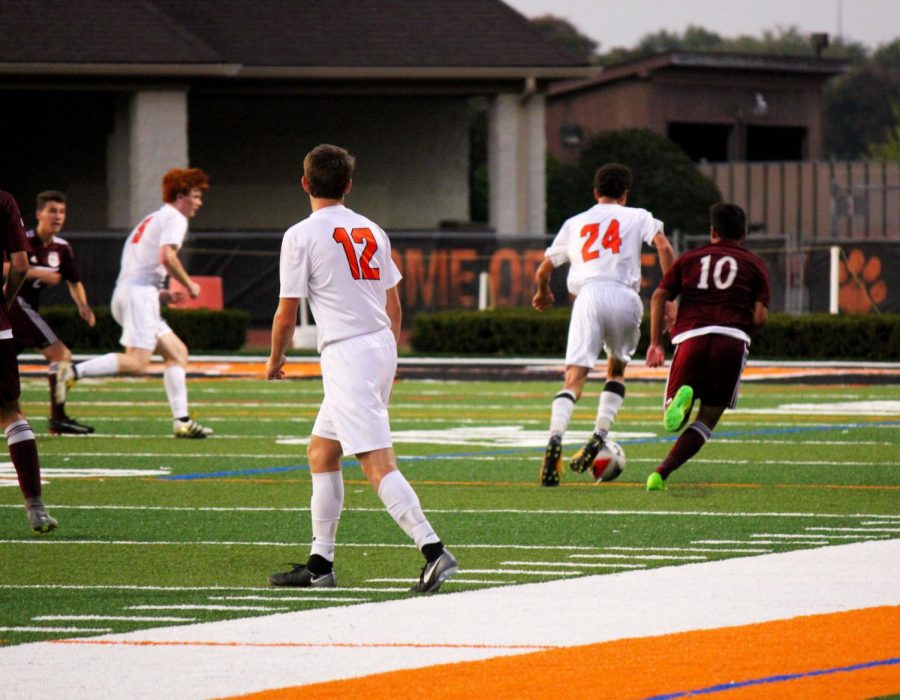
top-left (645, 203), bottom-right (770, 490)
top-left (5, 191), bottom-right (95, 434)
top-left (0, 190), bottom-right (57, 532)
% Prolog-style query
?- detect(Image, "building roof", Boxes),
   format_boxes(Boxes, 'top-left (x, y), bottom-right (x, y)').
top-left (1, 0), bottom-right (591, 80)
top-left (549, 51), bottom-right (847, 98)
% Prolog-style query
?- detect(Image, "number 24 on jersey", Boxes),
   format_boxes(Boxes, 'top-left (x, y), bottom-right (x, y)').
top-left (580, 220), bottom-right (622, 262)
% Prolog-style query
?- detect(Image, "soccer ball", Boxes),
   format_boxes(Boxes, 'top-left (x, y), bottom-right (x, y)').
top-left (592, 440), bottom-right (626, 483)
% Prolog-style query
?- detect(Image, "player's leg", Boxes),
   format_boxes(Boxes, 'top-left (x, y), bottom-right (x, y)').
top-left (662, 339), bottom-right (702, 433)
top-left (156, 332), bottom-right (211, 438)
top-left (42, 341), bottom-right (94, 435)
top-left (57, 284), bottom-right (150, 403)
top-left (0, 339), bottom-right (56, 532)
top-left (648, 336), bottom-right (746, 490)
top-left (328, 328), bottom-right (456, 592)
top-left (571, 288), bottom-right (640, 473)
top-left (269, 429), bottom-right (343, 588)
top-left (544, 290), bottom-right (598, 485)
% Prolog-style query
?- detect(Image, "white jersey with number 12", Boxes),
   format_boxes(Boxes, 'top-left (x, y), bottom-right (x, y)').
top-left (279, 204), bottom-right (402, 351)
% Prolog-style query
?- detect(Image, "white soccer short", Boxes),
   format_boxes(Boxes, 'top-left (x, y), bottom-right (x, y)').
top-left (111, 282), bottom-right (174, 351)
top-left (565, 282), bottom-right (643, 368)
top-left (312, 326), bottom-right (397, 455)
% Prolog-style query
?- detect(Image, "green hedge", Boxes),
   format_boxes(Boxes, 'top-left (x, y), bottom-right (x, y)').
top-left (411, 309), bottom-right (900, 361)
top-left (37, 306), bottom-right (249, 352)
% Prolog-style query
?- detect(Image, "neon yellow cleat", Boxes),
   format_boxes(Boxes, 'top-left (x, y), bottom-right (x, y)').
top-left (646, 472), bottom-right (667, 491)
top-left (664, 385), bottom-right (694, 432)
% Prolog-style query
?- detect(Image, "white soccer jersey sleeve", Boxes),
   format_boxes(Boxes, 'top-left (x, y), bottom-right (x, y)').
top-left (545, 203), bottom-right (662, 295)
top-left (280, 204), bottom-right (402, 351)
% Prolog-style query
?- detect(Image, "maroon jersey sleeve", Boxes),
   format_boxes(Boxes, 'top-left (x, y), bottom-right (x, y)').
top-left (58, 242), bottom-right (82, 284)
top-left (0, 192), bottom-right (27, 256)
top-left (664, 241), bottom-right (770, 338)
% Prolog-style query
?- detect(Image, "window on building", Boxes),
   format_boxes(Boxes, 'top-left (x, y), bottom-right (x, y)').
top-left (668, 123), bottom-right (730, 162)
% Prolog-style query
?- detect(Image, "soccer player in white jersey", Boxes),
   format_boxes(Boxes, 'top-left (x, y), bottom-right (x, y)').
top-left (533, 163), bottom-right (674, 486)
top-left (55, 168), bottom-right (214, 438)
top-left (267, 144), bottom-right (457, 592)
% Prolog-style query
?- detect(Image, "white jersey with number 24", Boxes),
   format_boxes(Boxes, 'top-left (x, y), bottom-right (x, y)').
top-left (545, 203), bottom-right (662, 295)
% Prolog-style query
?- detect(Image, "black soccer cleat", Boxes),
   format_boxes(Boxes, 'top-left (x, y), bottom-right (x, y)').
top-left (48, 417), bottom-right (95, 435)
top-left (569, 433), bottom-right (605, 473)
top-left (411, 548), bottom-right (458, 593)
top-left (540, 434), bottom-right (563, 486)
top-left (269, 563), bottom-right (336, 588)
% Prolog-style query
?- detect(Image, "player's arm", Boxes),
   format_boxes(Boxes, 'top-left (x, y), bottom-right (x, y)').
top-left (2, 261), bottom-right (61, 286)
top-left (66, 280), bottom-right (96, 327)
top-left (651, 231), bottom-right (675, 274)
top-left (646, 286), bottom-right (671, 368)
top-left (4, 251), bottom-right (28, 309)
top-left (532, 257), bottom-right (556, 312)
top-left (160, 244), bottom-right (200, 299)
top-left (752, 301), bottom-right (768, 334)
top-left (267, 297), bottom-right (300, 380)
top-left (386, 285), bottom-right (401, 345)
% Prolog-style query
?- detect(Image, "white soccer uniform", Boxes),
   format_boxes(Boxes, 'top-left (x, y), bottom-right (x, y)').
top-left (279, 204), bottom-right (403, 455)
top-left (545, 203), bottom-right (662, 367)
top-left (110, 204), bottom-right (187, 350)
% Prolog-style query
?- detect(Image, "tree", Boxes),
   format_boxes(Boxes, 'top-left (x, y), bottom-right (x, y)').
top-left (530, 15), bottom-right (598, 63)
top-left (826, 64), bottom-right (900, 159)
top-left (547, 129), bottom-right (722, 235)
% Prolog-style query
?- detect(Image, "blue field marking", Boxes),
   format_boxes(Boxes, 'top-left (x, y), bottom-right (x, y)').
top-left (645, 656), bottom-right (900, 699)
top-left (158, 419), bottom-right (900, 481)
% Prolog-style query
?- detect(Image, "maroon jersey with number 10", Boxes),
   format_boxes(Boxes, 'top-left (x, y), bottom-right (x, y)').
top-left (660, 239), bottom-right (770, 343)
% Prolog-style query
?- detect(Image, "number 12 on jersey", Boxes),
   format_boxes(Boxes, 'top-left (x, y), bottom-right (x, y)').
top-left (580, 220), bottom-right (622, 261)
top-left (333, 227), bottom-right (381, 280)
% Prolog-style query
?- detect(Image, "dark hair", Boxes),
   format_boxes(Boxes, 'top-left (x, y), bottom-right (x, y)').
top-left (710, 202), bottom-right (747, 240)
top-left (36, 190), bottom-right (66, 211)
top-left (304, 144), bottom-right (355, 199)
top-left (162, 168), bottom-right (209, 203)
top-left (593, 163), bottom-right (633, 199)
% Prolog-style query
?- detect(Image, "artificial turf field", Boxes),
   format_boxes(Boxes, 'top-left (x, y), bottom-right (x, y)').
top-left (0, 372), bottom-right (898, 654)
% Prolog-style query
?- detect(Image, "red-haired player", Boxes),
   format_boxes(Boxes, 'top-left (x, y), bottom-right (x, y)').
top-left (56, 168), bottom-right (214, 438)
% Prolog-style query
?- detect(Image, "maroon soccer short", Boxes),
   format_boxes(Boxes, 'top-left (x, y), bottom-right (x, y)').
top-left (665, 333), bottom-right (749, 409)
top-left (8, 301), bottom-right (58, 353)
top-left (0, 337), bottom-right (22, 403)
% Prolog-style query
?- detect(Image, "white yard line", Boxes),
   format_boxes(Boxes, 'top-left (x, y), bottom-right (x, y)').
top-left (0, 539), bottom-right (895, 700)
top-left (34, 616), bottom-right (196, 623)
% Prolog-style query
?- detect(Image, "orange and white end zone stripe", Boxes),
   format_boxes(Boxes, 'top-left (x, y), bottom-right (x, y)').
top-left (1, 539), bottom-right (897, 699)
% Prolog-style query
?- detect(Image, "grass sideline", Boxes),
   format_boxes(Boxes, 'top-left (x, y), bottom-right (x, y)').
top-left (0, 375), bottom-right (898, 648)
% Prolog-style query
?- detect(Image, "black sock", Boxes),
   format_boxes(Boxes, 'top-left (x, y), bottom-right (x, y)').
top-left (176, 416), bottom-right (190, 423)
top-left (421, 541), bottom-right (444, 563)
top-left (306, 553), bottom-right (333, 575)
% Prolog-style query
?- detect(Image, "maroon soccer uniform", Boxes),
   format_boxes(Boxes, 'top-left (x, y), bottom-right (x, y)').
top-left (0, 191), bottom-right (28, 402)
top-left (661, 239), bottom-right (770, 343)
top-left (8, 230), bottom-right (82, 351)
top-left (659, 240), bottom-right (770, 407)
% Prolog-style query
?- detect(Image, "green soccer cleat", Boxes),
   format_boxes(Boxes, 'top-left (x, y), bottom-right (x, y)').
top-left (664, 385), bottom-right (694, 432)
top-left (646, 472), bottom-right (667, 491)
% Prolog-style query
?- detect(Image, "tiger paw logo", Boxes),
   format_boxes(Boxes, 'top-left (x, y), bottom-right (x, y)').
top-left (838, 249), bottom-right (886, 314)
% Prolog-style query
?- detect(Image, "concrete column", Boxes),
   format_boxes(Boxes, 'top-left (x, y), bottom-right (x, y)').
top-left (107, 90), bottom-right (188, 228)
top-left (488, 89), bottom-right (547, 236)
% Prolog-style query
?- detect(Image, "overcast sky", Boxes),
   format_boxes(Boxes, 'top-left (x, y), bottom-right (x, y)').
top-left (503, 0), bottom-right (899, 52)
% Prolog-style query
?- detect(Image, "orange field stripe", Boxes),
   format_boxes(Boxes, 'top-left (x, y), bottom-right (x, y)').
top-left (225, 606), bottom-right (900, 700)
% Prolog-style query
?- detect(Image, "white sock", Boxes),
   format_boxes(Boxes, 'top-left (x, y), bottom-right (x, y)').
top-left (310, 471), bottom-right (343, 562)
top-left (377, 470), bottom-right (439, 549)
top-left (595, 381), bottom-right (625, 436)
top-left (163, 366), bottom-right (189, 419)
top-left (75, 353), bottom-right (119, 378)
top-left (549, 390), bottom-right (577, 437)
